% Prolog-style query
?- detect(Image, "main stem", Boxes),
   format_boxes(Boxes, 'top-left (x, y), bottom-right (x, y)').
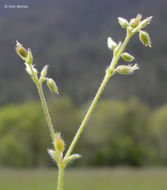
top-left (57, 166), bottom-right (64, 190)
top-left (64, 33), bottom-right (131, 160)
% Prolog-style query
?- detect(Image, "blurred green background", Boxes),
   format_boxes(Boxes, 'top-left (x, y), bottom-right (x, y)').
top-left (0, 0), bottom-right (167, 189)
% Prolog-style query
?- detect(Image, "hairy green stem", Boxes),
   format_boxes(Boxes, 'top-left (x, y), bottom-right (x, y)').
top-left (37, 84), bottom-right (55, 142)
top-left (110, 34), bottom-right (130, 69)
top-left (29, 64), bottom-right (55, 142)
top-left (64, 33), bottom-right (132, 160)
top-left (64, 73), bottom-right (111, 159)
top-left (57, 166), bottom-right (64, 190)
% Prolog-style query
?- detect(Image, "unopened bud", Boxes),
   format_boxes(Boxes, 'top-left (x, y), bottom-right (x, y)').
top-left (107, 37), bottom-right (117, 50)
top-left (54, 133), bottom-right (65, 153)
top-left (139, 31), bottom-right (151, 47)
top-left (118, 17), bottom-right (129, 28)
top-left (121, 52), bottom-right (134, 62)
top-left (139, 16), bottom-right (153, 28)
top-left (41, 65), bottom-right (48, 78)
top-left (130, 14), bottom-right (142, 28)
top-left (47, 78), bottom-right (59, 94)
top-left (26, 48), bottom-right (33, 65)
top-left (16, 41), bottom-right (28, 60)
top-left (116, 64), bottom-right (139, 74)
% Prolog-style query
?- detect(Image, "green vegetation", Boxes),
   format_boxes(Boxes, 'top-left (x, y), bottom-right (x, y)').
top-left (0, 96), bottom-right (166, 167)
top-left (0, 168), bottom-right (167, 190)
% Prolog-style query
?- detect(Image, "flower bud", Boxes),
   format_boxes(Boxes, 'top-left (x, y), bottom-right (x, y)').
top-left (139, 31), bottom-right (151, 47)
top-left (26, 48), bottom-right (33, 65)
top-left (107, 37), bottom-right (117, 50)
top-left (121, 52), bottom-right (134, 62)
top-left (41, 65), bottom-right (48, 78)
top-left (130, 14), bottom-right (142, 28)
top-left (116, 64), bottom-right (139, 74)
top-left (139, 16), bottom-right (153, 28)
top-left (47, 78), bottom-right (59, 94)
top-left (16, 41), bottom-right (28, 60)
top-left (54, 133), bottom-right (65, 153)
top-left (118, 17), bottom-right (129, 28)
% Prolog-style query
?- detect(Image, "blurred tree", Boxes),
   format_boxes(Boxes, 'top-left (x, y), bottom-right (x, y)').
top-left (150, 104), bottom-right (167, 164)
top-left (82, 98), bottom-right (154, 166)
top-left (0, 96), bottom-right (79, 167)
top-left (0, 102), bottom-right (49, 167)
top-left (0, 97), bottom-right (165, 167)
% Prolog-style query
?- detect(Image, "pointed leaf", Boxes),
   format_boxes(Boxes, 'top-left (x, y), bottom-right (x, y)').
top-left (64, 154), bottom-right (81, 165)
top-left (48, 149), bottom-right (59, 163)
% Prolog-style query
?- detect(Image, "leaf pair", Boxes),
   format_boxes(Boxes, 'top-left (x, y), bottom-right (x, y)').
top-left (48, 149), bottom-right (81, 166)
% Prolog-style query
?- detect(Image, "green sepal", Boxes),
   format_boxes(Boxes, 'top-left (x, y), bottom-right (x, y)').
top-left (26, 48), bottom-right (33, 65)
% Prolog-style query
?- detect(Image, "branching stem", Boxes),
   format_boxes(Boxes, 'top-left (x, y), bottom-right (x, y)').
top-left (16, 14), bottom-right (152, 190)
top-left (64, 33), bottom-right (132, 160)
top-left (29, 64), bottom-right (55, 142)
top-left (64, 73), bottom-right (111, 159)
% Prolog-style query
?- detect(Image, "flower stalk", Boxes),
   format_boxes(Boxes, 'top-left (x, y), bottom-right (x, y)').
top-left (36, 83), bottom-right (55, 142)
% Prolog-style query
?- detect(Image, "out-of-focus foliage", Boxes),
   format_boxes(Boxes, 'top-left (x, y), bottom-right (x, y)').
top-left (0, 102), bottom-right (49, 167)
top-left (0, 96), bottom-right (166, 167)
top-left (82, 98), bottom-right (154, 166)
top-left (150, 105), bottom-right (167, 164)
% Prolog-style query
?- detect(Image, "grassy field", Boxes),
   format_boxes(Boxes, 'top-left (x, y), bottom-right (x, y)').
top-left (0, 168), bottom-right (167, 190)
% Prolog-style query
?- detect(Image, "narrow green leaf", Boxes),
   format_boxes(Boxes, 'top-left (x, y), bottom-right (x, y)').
top-left (48, 149), bottom-right (59, 164)
top-left (64, 154), bottom-right (81, 165)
